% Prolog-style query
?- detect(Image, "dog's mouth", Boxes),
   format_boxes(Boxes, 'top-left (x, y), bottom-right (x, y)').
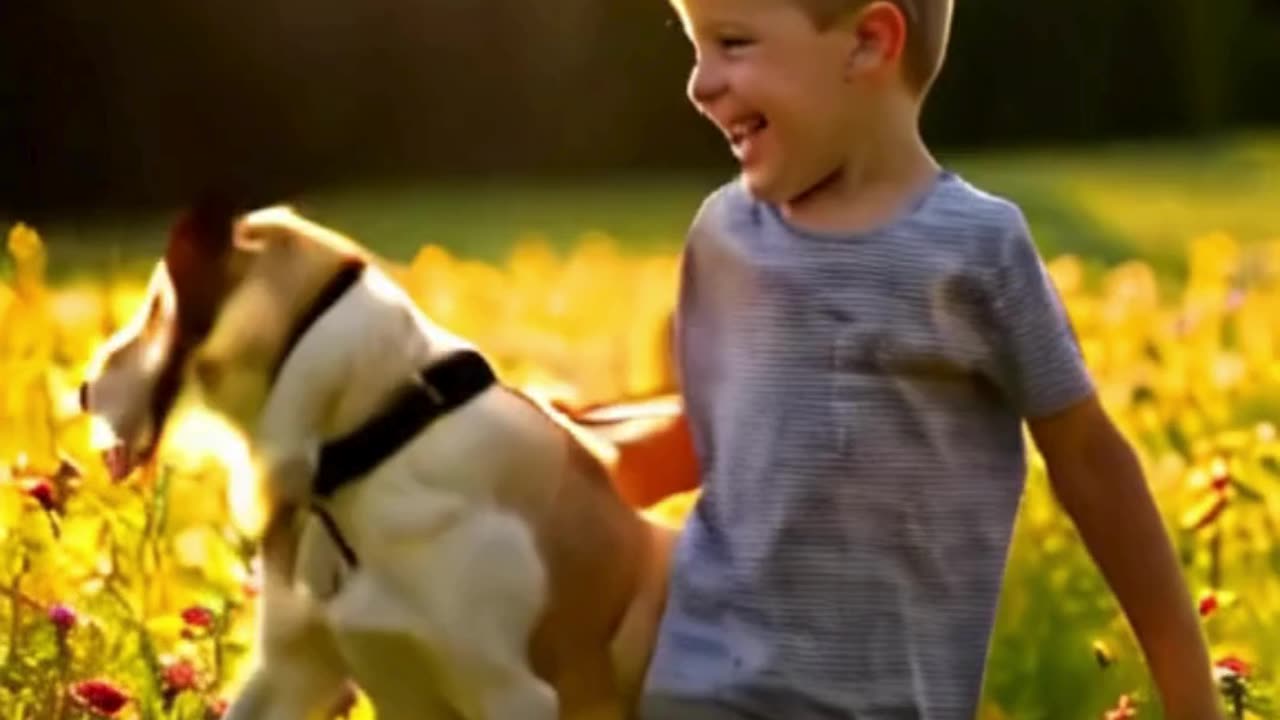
top-left (89, 414), bottom-right (156, 483)
top-left (100, 438), bottom-right (160, 482)
top-left (102, 443), bottom-right (138, 482)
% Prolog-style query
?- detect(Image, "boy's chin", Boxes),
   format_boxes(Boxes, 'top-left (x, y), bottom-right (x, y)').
top-left (739, 168), bottom-right (786, 204)
top-left (741, 161), bottom-right (849, 210)
top-left (739, 168), bottom-right (805, 207)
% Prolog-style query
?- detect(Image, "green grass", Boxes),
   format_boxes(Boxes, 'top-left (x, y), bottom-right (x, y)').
top-left (9, 131), bottom-right (1280, 284)
top-left (951, 131), bottom-right (1280, 273)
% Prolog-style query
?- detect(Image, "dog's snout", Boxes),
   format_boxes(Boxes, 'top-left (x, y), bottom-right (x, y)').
top-left (78, 381), bottom-right (90, 412)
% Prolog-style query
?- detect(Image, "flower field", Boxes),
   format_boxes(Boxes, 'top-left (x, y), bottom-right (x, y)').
top-left (1, 214), bottom-right (1277, 719)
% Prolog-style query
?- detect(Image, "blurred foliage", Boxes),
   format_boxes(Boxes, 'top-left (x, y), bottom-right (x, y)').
top-left (17, 134), bottom-right (1280, 293)
top-left (5, 1), bottom-right (1279, 216)
top-left (1, 214), bottom-right (1278, 718)
top-left (926, 0), bottom-right (1277, 146)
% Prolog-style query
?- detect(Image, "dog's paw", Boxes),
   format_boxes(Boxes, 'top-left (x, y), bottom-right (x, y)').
top-left (258, 582), bottom-right (327, 653)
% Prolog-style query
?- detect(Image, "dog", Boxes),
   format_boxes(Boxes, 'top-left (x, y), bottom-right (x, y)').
top-left (79, 200), bottom-right (693, 719)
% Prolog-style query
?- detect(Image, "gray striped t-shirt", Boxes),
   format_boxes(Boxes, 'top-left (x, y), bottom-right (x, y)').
top-left (642, 171), bottom-right (1095, 719)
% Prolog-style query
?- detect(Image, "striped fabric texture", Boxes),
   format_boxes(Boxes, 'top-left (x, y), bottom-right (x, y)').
top-left (642, 171), bottom-right (1095, 719)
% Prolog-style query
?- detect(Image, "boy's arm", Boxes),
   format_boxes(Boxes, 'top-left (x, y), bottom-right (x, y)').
top-left (986, 212), bottom-right (1222, 719)
top-left (1028, 396), bottom-right (1224, 720)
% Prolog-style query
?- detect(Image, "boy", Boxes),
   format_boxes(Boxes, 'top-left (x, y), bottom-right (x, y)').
top-left (639, 0), bottom-right (1225, 718)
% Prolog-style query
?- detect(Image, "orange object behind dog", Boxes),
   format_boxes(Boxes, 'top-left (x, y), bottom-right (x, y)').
top-left (565, 394), bottom-right (701, 508)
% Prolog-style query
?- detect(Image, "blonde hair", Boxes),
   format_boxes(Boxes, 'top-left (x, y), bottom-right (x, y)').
top-left (801, 0), bottom-right (954, 95)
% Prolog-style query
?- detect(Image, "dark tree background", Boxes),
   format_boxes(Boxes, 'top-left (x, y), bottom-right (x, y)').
top-left (1, 0), bottom-right (1277, 219)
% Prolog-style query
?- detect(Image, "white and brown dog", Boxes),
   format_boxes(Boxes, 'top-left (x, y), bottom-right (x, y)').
top-left (79, 200), bottom-right (697, 720)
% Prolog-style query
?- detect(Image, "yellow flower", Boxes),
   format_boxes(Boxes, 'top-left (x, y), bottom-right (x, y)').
top-left (7, 222), bottom-right (44, 261)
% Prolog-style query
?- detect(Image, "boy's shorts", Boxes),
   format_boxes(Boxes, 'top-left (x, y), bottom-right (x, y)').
top-left (639, 694), bottom-right (772, 720)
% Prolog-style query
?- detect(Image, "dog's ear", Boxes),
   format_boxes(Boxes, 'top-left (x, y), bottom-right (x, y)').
top-left (141, 262), bottom-right (178, 339)
top-left (164, 194), bottom-right (239, 277)
top-left (162, 194), bottom-right (246, 338)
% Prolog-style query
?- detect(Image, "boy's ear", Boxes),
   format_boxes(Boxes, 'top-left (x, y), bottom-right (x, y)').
top-left (843, 1), bottom-right (907, 80)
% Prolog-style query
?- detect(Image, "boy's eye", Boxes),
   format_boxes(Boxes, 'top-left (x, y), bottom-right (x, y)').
top-left (718, 36), bottom-right (754, 51)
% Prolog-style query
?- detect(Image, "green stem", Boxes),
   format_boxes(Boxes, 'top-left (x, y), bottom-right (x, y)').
top-left (53, 635), bottom-right (70, 720)
top-left (3, 556), bottom-right (28, 668)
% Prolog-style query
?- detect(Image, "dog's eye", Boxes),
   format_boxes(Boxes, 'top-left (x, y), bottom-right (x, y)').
top-left (78, 382), bottom-right (90, 412)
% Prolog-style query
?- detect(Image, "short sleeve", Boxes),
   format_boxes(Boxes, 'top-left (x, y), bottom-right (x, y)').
top-left (988, 214), bottom-right (1095, 419)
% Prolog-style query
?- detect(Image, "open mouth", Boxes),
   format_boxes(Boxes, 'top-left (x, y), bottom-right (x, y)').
top-left (87, 413), bottom-right (143, 482)
top-left (726, 115), bottom-right (768, 160)
top-left (94, 422), bottom-right (155, 483)
top-left (102, 443), bottom-right (138, 482)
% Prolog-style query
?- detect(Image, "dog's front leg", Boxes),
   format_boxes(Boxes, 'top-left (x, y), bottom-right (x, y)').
top-left (224, 500), bottom-right (351, 719)
top-left (222, 631), bottom-right (350, 720)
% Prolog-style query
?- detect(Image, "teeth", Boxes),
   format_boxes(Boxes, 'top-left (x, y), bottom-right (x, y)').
top-left (728, 117), bottom-right (765, 144)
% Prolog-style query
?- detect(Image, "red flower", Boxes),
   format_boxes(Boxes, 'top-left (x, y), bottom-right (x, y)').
top-left (48, 603), bottom-right (77, 632)
top-left (205, 697), bottom-right (229, 719)
top-left (1199, 592), bottom-right (1220, 618)
top-left (181, 605), bottom-right (216, 630)
top-left (162, 659), bottom-right (200, 694)
top-left (69, 679), bottom-right (130, 716)
top-left (24, 478), bottom-right (57, 512)
top-left (1215, 655), bottom-right (1251, 678)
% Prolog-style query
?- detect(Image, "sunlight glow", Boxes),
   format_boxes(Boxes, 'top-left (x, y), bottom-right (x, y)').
top-left (160, 407), bottom-right (266, 536)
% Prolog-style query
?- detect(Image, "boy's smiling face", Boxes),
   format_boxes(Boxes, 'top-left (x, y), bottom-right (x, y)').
top-left (674, 0), bottom-right (864, 204)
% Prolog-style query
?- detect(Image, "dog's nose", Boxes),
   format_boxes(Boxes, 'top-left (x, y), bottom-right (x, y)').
top-left (78, 382), bottom-right (90, 412)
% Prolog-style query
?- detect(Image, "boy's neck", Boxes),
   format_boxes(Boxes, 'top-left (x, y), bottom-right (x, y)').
top-left (778, 102), bottom-right (940, 237)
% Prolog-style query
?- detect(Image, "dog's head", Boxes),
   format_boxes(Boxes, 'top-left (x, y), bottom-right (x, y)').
top-left (80, 198), bottom-right (261, 480)
top-left (80, 201), bottom-right (371, 480)
top-left (181, 205), bottom-right (372, 431)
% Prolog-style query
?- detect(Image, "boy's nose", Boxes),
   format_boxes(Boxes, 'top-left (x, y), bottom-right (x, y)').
top-left (686, 60), bottom-right (727, 107)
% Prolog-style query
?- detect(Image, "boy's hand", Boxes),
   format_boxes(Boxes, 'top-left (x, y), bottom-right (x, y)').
top-left (1028, 394), bottom-right (1227, 720)
top-left (559, 394), bottom-right (701, 508)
